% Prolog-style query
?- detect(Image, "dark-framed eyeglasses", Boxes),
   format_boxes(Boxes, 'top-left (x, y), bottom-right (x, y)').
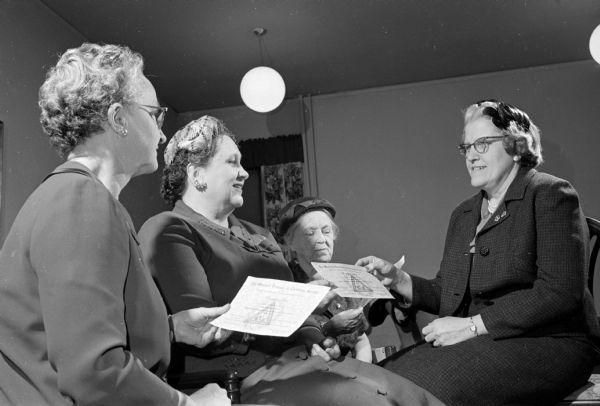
top-left (133, 103), bottom-right (168, 129)
top-left (458, 136), bottom-right (504, 156)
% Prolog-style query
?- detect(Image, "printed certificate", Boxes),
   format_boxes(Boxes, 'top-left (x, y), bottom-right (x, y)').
top-left (211, 276), bottom-right (330, 337)
top-left (311, 262), bottom-right (394, 299)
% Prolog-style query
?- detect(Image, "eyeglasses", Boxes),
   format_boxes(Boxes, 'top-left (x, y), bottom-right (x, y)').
top-left (458, 136), bottom-right (504, 156)
top-left (133, 103), bottom-right (168, 129)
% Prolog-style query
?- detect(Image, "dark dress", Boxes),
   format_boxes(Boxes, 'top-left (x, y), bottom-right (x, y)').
top-left (139, 200), bottom-right (296, 378)
top-left (0, 162), bottom-right (179, 406)
top-left (373, 167), bottom-right (600, 406)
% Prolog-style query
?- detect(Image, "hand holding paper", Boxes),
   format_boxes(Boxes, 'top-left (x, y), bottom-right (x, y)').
top-left (311, 262), bottom-right (393, 299)
top-left (210, 277), bottom-right (330, 337)
top-left (172, 304), bottom-right (231, 348)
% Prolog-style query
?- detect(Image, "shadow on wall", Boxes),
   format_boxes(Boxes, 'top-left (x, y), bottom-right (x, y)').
top-left (538, 137), bottom-right (576, 189)
top-left (266, 99), bottom-right (303, 137)
top-left (335, 223), bottom-right (361, 264)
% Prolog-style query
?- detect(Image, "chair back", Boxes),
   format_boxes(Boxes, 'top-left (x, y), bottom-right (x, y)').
top-left (587, 217), bottom-right (600, 298)
top-left (557, 217), bottom-right (600, 405)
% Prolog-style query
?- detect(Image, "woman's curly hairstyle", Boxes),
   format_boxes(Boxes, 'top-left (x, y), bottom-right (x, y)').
top-left (39, 43), bottom-right (144, 157)
top-left (161, 116), bottom-right (237, 208)
top-left (463, 99), bottom-right (543, 168)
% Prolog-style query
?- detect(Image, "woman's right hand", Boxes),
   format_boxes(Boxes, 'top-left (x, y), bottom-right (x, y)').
top-left (189, 383), bottom-right (231, 406)
top-left (172, 304), bottom-right (232, 348)
top-left (355, 256), bottom-right (401, 287)
top-left (356, 256), bottom-right (413, 303)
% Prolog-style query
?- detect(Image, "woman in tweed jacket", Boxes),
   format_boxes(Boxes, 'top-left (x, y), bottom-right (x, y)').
top-left (359, 99), bottom-right (600, 406)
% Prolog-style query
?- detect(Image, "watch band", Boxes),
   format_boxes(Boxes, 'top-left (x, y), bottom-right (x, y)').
top-left (469, 317), bottom-right (479, 336)
top-left (168, 314), bottom-right (177, 343)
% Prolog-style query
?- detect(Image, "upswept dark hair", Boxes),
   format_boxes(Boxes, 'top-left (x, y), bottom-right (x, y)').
top-left (39, 43), bottom-right (144, 157)
top-left (463, 99), bottom-right (543, 168)
top-left (161, 116), bottom-right (237, 207)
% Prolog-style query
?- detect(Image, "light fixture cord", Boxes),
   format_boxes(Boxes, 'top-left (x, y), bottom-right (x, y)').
top-left (254, 28), bottom-right (274, 67)
top-left (257, 34), bottom-right (266, 65)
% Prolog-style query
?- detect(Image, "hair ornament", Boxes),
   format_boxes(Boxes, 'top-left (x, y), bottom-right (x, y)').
top-left (507, 120), bottom-right (533, 150)
top-left (164, 116), bottom-right (219, 166)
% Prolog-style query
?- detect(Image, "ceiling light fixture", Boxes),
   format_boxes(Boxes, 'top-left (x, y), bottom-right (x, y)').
top-left (590, 24), bottom-right (600, 64)
top-left (240, 28), bottom-right (286, 113)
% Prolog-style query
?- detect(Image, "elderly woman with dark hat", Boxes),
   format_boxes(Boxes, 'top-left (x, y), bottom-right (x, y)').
top-left (358, 99), bottom-right (600, 405)
top-left (0, 43), bottom-right (230, 406)
top-left (278, 197), bottom-right (372, 362)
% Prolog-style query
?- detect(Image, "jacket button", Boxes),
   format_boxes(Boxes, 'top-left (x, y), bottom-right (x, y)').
top-left (479, 246), bottom-right (490, 256)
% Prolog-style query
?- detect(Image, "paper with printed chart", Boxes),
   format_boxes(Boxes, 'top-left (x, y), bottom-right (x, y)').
top-left (311, 262), bottom-right (394, 299)
top-left (210, 276), bottom-right (331, 337)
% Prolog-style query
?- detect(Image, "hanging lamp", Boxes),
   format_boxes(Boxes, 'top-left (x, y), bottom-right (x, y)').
top-left (590, 24), bottom-right (600, 64)
top-left (240, 28), bottom-right (286, 113)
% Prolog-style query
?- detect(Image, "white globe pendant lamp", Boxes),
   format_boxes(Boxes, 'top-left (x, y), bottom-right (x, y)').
top-left (240, 66), bottom-right (286, 113)
top-left (590, 24), bottom-right (600, 64)
top-left (240, 28), bottom-right (286, 113)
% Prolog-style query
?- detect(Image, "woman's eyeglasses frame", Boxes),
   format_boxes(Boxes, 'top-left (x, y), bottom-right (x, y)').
top-left (132, 103), bottom-right (168, 130)
top-left (458, 135), bottom-right (504, 157)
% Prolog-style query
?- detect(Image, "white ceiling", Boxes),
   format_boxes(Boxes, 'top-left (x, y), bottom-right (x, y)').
top-left (42, 0), bottom-right (600, 113)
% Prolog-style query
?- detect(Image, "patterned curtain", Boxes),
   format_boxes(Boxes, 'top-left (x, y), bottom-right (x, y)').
top-left (261, 162), bottom-right (304, 240)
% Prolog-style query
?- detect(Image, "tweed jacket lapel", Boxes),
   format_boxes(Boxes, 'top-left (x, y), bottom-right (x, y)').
top-left (439, 167), bottom-right (537, 316)
top-left (477, 167), bottom-right (536, 236)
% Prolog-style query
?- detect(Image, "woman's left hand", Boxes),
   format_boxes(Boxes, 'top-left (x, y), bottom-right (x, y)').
top-left (422, 316), bottom-right (476, 347)
top-left (172, 304), bottom-right (232, 348)
top-left (310, 337), bottom-right (341, 361)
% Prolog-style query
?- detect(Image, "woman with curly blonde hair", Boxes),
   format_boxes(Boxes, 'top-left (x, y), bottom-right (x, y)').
top-left (0, 43), bottom-right (230, 406)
